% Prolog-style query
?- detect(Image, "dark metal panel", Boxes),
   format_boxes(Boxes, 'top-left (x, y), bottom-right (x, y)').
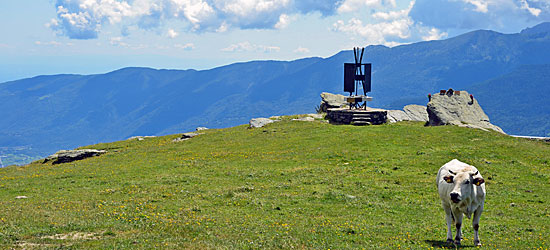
top-left (344, 63), bottom-right (356, 93)
top-left (363, 63), bottom-right (372, 93)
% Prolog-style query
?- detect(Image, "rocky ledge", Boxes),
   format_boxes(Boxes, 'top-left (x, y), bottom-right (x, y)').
top-left (427, 90), bottom-right (504, 133)
top-left (43, 149), bottom-right (107, 165)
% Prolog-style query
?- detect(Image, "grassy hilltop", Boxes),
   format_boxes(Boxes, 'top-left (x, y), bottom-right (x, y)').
top-left (0, 117), bottom-right (549, 249)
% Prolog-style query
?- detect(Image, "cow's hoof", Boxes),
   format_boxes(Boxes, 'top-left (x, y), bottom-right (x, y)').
top-left (474, 240), bottom-right (482, 247)
top-left (446, 239), bottom-right (454, 244)
top-left (454, 240), bottom-right (461, 246)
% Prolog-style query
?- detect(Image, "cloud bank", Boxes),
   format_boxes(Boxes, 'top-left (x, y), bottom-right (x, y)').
top-left (332, 0), bottom-right (549, 46)
top-left (48, 0), bottom-right (344, 39)
top-left (409, 0), bottom-right (550, 33)
top-left (47, 0), bottom-right (550, 48)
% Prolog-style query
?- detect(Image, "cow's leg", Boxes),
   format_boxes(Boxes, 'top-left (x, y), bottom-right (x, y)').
top-left (453, 209), bottom-right (463, 245)
top-left (443, 204), bottom-right (453, 244)
top-left (472, 207), bottom-right (483, 246)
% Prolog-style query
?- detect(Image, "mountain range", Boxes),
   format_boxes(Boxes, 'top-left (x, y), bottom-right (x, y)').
top-left (1, 22), bottom-right (550, 166)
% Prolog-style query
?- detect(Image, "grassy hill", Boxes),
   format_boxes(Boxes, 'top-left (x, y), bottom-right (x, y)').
top-left (3, 22), bottom-right (550, 166)
top-left (0, 119), bottom-right (548, 249)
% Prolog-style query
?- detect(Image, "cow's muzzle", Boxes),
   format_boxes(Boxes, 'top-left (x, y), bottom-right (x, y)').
top-left (450, 192), bottom-right (461, 203)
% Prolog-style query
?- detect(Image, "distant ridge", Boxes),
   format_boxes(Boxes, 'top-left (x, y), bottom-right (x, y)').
top-left (1, 22), bottom-right (550, 165)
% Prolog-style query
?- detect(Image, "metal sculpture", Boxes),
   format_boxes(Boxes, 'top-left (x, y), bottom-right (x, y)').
top-left (344, 47), bottom-right (372, 109)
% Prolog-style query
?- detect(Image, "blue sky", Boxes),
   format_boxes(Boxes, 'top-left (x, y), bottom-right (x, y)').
top-left (1, 0), bottom-right (549, 83)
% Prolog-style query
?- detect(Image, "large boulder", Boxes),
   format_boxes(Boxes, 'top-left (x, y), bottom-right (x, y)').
top-left (43, 149), bottom-right (107, 165)
top-left (249, 118), bottom-right (278, 128)
top-left (403, 105), bottom-right (429, 122)
top-left (387, 104), bottom-right (428, 123)
top-left (387, 110), bottom-right (411, 123)
top-left (319, 92), bottom-right (348, 112)
top-left (427, 90), bottom-right (504, 133)
top-left (173, 132), bottom-right (202, 142)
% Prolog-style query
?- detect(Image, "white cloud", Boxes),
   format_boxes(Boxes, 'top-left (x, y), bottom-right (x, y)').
top-left (274, 14), bottom-right (291, 29)
top-left (221, 41), bottom-right (280, 53)
top-left (216, 0), bottom-right (290, 17)
top-left (333, 17), bottom-right (414, 46)
top-left (174, 43), bottom-right (195, 50)
top-left (216, 21), bottom-right (229, 32)
top-left (110, 36), bottom-right (128, 47)
top-left (409, 0), bottom-right (550, 34)
top-left (167, 28), bottom-right (179, 38)
top-left (421, 27), bottom-right (448, 41)
top-left (462, 0), bottom-right (489, 13)
top-left (34, 41), bottom-right (63, 46)
top-left (337, 0), bottom-right (396, 13)
top-left (333, 1), bottom-right (419, 46)
top-left (109, 37), bottom-right (147, 49)
top-left (293, 46), bottom-right (310, 53)
top-left (519, 0), bottom-right (542, 16)
top-left (48, 0), bottom-right (550, 41)
top-left (371, 2), bottom-right (411, 20)
top-left (48, 0), bottom-right (349, 39)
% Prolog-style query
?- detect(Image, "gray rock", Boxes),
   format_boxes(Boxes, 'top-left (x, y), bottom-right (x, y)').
top-left (511, 135), bottom-right (550, 142)
top-left (403, 105), bottom-right (428, 122)
top-left (196, 127), bottom-right (209, 131)
top-left (387, 110), bottom-right (411, 123)
top-left (173, 132), bottom-right (201, 142)
top-left (43, 149), bottom-right (107, 165)
top-left (292, 117), bottom-right (315, 122)
top-left (427, 90), bottom-right (505, 133)
top-left (15, 196), bottom-right (28, 199)
top-left (127, 136), bottom-right (156, 141)
top-left (249, 118), bottom-right (277, 128)
top-left (386, 105), bottom-right (428, 123)
top-left (319, 92), bottom-right (348, 112)
top-left (306, 113), bottom-right (325, 119)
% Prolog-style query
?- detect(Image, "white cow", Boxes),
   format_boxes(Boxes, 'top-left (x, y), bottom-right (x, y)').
top-left (437, 159), bottom-right (486, 246)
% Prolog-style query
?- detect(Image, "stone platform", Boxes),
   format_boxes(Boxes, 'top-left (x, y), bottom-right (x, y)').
top-left (326, 108), bottom-right (388, 126)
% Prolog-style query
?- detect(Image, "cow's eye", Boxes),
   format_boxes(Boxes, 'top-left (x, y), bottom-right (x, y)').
top-left (465, 180), bottom-right (470, 184)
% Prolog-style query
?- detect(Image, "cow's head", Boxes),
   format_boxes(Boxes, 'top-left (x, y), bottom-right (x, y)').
top-left (445, 169), bottom-right (484, 203)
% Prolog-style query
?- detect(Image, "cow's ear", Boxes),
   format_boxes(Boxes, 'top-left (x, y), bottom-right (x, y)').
top-left (444, 175), bottom-right (454, 183)
top-left (473, 177), bottom-right (485, 186)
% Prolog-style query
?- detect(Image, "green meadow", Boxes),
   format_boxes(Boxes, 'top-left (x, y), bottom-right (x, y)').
top-left (0, 117), bottom-right (548, 249)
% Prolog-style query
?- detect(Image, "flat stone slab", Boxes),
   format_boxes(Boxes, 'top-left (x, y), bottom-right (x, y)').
top-left (43, 149), bottom-right (107, 165)
top-left (292, 117), bottom-right (315, 122)
top-left (173, 132), bottom-right (202, 142)
top-left (249, 118), bottom-right (279, 128)
top-left (127, 136), bottom-right (156, 141)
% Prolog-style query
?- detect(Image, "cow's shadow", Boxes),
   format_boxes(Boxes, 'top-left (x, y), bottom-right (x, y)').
top-left (425, 240), bottom-right (475, 248)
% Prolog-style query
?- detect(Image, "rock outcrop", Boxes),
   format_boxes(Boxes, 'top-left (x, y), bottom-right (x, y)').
top-left (403, 105), bottom-right (429, 122)
top-left (43, 149), bottom-right (107, 165)
top-left (249, 118), bottom-right (278, 128)
top-left (319, 92), bottom-right (348, 112)
top-left (427, 90), bottom-right (504, 133)
top-left (127, 136), bottom-right (156, 141)
top-left (173, 132), bottom-right (202, 142)
top-left (387, 104), bottom-right (429, 123)
top-left (292, 117), bottom-right (315, 122)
